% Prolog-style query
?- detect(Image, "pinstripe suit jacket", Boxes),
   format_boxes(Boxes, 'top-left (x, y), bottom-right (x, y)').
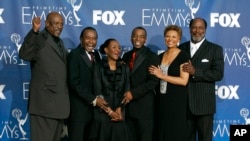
top-left (179, 39), bottom-right (224, 115)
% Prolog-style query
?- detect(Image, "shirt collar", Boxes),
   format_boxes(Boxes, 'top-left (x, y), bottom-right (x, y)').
top-left (190, 38), bottom-right (205, 49)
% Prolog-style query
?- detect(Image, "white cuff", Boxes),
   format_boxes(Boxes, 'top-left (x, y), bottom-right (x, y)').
top-left (92, 98), bottom-right (97, 107)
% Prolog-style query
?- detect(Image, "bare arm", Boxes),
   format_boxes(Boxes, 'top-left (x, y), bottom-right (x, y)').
top-left (149, 64), bottom-right (189, 86)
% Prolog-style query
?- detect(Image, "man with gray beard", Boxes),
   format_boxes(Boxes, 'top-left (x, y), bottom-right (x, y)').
top-left (179, 17), bottom-right (224, 141)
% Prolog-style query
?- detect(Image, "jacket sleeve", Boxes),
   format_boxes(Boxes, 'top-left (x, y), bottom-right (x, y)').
top-left (67, 51), bottom-right (96, 104)
top-left (130, 53), bottom-right (160, 99)
top-left (19, 29), bottom-right (43, 61)
top-left (118, 65), bottom-right (131, 107)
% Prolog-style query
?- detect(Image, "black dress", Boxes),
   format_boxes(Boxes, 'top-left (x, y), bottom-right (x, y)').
top-left (155, 51), bottom-right (189, 141)
top-left (89, 58), bottom-right (132, 141)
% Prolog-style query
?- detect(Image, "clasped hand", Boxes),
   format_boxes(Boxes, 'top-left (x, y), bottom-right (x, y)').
top-left (106, 107), bottom-right (123, 122)
top-left (96, 97), bottom-right (123, 121)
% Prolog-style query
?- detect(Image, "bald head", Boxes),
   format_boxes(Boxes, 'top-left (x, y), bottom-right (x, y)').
top-left (45, 12), bottom-right (64, 37)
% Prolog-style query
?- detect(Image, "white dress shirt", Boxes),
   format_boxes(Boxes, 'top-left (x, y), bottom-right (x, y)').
top-left (190, 38), bottom-right (205, 57)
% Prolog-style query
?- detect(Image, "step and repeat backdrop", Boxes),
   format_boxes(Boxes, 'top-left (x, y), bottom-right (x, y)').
top-left (0, 0), bottom-right (249, 140)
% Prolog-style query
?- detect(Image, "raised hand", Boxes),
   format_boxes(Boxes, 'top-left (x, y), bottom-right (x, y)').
top-left (32, 17), bottom-right (41, 32)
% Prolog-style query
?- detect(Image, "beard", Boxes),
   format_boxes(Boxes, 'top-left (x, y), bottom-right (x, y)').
top-left (191, 35), bottom-right (205, 43)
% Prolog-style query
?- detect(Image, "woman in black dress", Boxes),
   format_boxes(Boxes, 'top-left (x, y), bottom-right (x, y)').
top-left (89, 38), bottom-right (132, 141)
top-left (149, 25), bottom-right (190, 141)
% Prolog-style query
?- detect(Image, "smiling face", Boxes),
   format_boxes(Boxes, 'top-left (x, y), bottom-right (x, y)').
top-left (131, 28), bottom-right (147, 49)
top-left (190, 18), bottom-right (206, 43)
top-left (163, 25), bottom-right (182, 49)
top-left (45, 12), bottom-right (64, 37)
top-left (104, 40), bottom-right (121, 61)
top-left (80, 29), bottom-right (98, 52)
top-left (164, 30), bottom-right (180, 49)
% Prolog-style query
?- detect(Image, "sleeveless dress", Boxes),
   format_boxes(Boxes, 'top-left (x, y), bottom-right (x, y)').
top-left (155, 51), bottom-right (189, 141)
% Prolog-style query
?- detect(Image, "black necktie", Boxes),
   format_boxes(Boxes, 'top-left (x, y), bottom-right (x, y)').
top-left (54, 38), bottom-right (64, 57)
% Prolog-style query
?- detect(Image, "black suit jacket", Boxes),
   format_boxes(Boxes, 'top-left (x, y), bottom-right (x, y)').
top-left (67, 45), bottom-right (101, 121)
top-left (122, 46), bottom-right (160, 119)
top-left (179, 39), bottom-right (224, 115)
top-left (19, 29), bottom-right (70, 119)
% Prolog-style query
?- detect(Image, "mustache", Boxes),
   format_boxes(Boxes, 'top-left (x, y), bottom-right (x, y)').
top-left (191, 35), bottom-right (205, 43)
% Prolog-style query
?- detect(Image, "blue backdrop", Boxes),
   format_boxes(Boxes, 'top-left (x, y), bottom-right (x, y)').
top-left (0, 0), bottom-right (249, 140)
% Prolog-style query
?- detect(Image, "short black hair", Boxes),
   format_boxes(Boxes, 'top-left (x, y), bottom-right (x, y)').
top-left (79, 26), bottom-right (98, 39)
top-left (189, 17), bottom-right (207, 29)
top-left (131, 26), bottom-right (147, 37)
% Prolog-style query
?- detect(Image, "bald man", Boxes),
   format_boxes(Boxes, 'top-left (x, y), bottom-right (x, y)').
top-left (19, 12), bottom-right (70, 141)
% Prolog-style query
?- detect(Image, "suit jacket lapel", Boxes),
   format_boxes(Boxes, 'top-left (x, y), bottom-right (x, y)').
top-left (131, 48), bottom-right (146, 74)
top-left (46, 33), bottom-right (68, 63)
top-left (192, 40), bottom-right (207, 59)
top-left (181, 42), bottom-right (192, 58)
top-left (47, 36), bottom-right (62, 56)
top-left (94, 50), bottom-right (101, 62)
top-left (187, 42), bottom-right (192, 58)
top-left (59, 40), bottom-right (68, 62)
top-left (79, 46), bottom-right (93, 69)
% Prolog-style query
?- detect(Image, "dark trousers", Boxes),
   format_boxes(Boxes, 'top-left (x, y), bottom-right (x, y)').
top-left (127, 117), bottom-right (154, 141)
top-left (187, 111), bottom-right (214, 141)
top-left (30, 114), bottom-right (64, 141)
top-left (67, 120), bottom-right (92, 141)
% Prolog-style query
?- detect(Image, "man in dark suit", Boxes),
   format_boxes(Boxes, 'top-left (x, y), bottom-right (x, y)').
top-left (67, 27), bottom-right (107, 141)
top-left (179, 17), bottom-right (224, 141)
top-left (19, 12), bottom-right (70, 141)
top-left (122, 26), bottom-right (160, 141)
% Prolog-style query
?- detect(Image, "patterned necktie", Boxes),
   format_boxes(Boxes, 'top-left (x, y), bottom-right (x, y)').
top-left (88, 52), bottom-right (95, 63)
top-left (129, 51), bottom-right (136, 70)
